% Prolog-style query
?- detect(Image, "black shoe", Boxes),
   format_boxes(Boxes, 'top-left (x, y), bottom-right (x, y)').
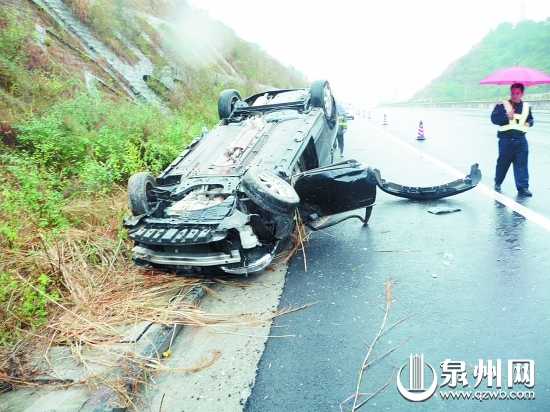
top-left (517, 188), bottom-right (532, 197)
top-left (494, 184), bottom-right (501, 191)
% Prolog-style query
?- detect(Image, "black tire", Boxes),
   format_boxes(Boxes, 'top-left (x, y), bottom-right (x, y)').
top-left (127, 172), bottom-right (157, 216)
top-left (242, 167), bottom-right (300, 215)
top-left (310, 79), bottom-right (336, 127)
top-left (218, 89), bottom-right (243, 119)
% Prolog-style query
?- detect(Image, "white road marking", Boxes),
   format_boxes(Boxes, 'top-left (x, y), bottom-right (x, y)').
top-left (365, 121), bottom-right (550, 233)
top-left (530, 139), bottom-right (550, 146)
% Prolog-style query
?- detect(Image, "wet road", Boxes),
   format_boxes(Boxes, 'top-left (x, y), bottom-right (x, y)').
top-left (245, 108), bottom-right (550, 411)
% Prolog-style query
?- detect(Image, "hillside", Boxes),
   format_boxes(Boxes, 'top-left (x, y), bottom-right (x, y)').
top-left (411, 18), bottom-right (550, 102)
top-left (1, 0), bottom-right (307, 123)
top-left (0, 0), bottom-right (307, 373)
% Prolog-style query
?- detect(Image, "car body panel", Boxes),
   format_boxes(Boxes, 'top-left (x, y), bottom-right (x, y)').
top-left (373, 163), bottom-right (482, 200)
top-left (294, 160), bottom-right (376, 218)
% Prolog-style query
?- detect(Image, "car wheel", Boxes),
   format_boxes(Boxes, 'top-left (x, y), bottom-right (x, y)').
top-left (310, 79), bottom-right (336, 128)
top-left (127, 172), bottom-right (157, 216)
top-left (242, 166), bottom-right (300, 215)
top-left (218, 89), bottom-right (243, 119)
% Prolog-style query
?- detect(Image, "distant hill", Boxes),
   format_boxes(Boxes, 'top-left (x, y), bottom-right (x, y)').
top-left (411, 19), bottom-right (550, 102)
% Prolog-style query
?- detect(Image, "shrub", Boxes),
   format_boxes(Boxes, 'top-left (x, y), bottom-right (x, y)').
top-left (0, 271), bottom-right (59, 336)
top-left (13, 92), bottom-right (199, 193)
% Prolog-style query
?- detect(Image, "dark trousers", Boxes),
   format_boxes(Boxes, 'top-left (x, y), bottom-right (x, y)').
top-left (333, 133), bottom-right (344, 154)
top-left (494, 136), bottom-right (529, 189)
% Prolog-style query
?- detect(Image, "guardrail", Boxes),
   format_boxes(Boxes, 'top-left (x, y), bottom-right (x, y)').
top-left (381, 100), bottom-right (550, 110)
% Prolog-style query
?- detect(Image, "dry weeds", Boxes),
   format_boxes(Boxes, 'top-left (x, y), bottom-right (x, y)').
top-left (0, 189), bottom-right (301, 403)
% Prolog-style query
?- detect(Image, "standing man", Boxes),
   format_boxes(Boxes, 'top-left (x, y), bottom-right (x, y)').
top-left (333, 104), bottom-right (347, 158)
top-left (491, 83), bottom-right (534, 196)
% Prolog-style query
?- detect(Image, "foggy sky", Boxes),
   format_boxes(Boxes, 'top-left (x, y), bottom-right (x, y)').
top-left (187, 0), bottom-right (550, 108)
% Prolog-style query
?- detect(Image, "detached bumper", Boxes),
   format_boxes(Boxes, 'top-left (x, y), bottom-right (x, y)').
top-left (373, 163), bottom-right (482, 200)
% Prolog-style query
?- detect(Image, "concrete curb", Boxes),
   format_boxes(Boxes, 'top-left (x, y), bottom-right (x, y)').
top-left (0, 285), bottom-right (205, 412)
top-left (82, 285), bottom-right (205, 412)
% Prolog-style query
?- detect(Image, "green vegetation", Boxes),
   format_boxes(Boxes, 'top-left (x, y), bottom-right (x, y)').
top-left (0, 71), bottom-right (198, 353)
top-left (0, 8), bottom-right (80, 121)
top-left (0, 1), bottom-right (307, 357)
top-left (0, 271), bottom-right (59, 342)
top-left (412, 19), bottom-right (550, 102)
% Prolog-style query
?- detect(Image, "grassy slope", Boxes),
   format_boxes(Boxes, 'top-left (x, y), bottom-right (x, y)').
top-left (0, 0), bottom-right (307, 381)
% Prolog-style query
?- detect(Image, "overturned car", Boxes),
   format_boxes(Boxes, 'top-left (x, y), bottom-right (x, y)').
top-left (123, 80), bottom-right (481, 276)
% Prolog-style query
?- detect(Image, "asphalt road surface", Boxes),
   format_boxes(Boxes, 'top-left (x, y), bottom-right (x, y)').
top-left (245, 107), bottom-right (550, 412)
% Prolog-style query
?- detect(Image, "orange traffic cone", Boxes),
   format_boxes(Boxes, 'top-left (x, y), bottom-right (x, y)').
top-left (383, 114), bottom-right (388, 125)
top-left (416, 120), bottom-right (426, 140)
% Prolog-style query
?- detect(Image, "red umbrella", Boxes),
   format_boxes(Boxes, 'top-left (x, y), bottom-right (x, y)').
top-left (478, 65), bottom-right (550, 86)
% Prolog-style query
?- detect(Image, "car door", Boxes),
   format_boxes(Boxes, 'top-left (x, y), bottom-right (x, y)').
top-left (293, 160), bottom-right (376, 219)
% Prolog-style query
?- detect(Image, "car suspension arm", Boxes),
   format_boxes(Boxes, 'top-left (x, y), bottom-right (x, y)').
top-left (305, 204), bottom-right (375, 231)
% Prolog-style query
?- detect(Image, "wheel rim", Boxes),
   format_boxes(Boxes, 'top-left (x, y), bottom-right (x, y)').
top-left (230, 95), bottom-right (239, 110)
top-left (322, 84), bottom-right (333, 117)
top-left (257, 172), bottom-right (296, 198)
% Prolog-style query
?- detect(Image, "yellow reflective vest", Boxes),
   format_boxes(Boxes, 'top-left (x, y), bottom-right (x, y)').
top-left (337, 114), bottom-right (347, 134)
top-left (499, 101), bottom-right (531, 133)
